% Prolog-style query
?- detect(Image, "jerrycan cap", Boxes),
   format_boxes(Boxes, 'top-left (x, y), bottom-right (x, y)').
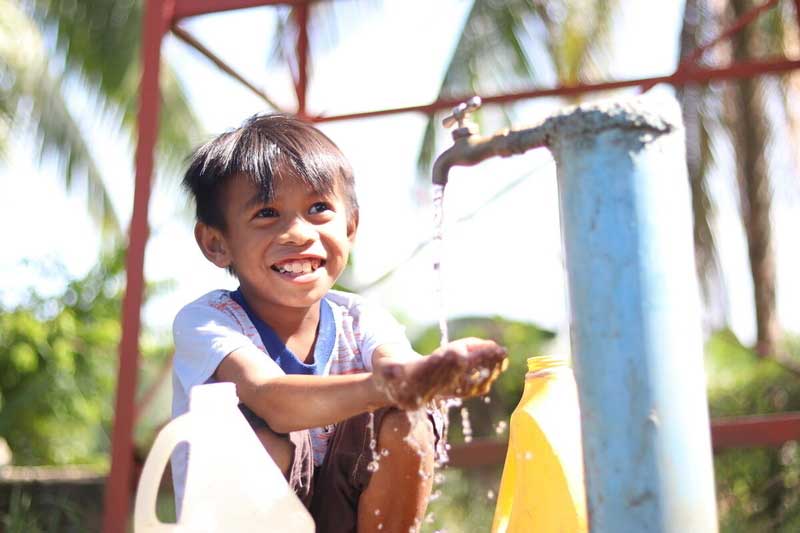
top-left (189, 382), bottom-right (239, 411)
top-left (526, 354), bottom-right (569, 373)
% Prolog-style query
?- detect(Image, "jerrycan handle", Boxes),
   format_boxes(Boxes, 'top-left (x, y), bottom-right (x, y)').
top-left (134, 414), bottom-right (192, 532)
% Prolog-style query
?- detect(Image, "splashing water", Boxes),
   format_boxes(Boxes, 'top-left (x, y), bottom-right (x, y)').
top-left (366, 412), bottom-right (380, 473)
top-left (460, 407), bottom-right (473, 443)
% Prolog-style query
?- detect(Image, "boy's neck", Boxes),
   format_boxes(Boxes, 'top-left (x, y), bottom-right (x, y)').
top-left (238, 287), bottom-right (321, 356)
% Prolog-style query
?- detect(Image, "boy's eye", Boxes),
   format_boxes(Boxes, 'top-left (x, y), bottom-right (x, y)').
top-left (309, 202), bottom-right (332, 215)
top-left (255, 207), bottom-right (278, 218)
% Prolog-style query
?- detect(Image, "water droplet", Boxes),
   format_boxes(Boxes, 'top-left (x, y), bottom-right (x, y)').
top-left (429, 490), bottom-right (442, 502)
top-left (495, 421), bottom-right (508, 435)
top-left (524, 451), bottom-right (534, 460)
top-left (483, 396), bottom-right (492, 404)
top-left (374, 509), bottom-right (381, 516)
top-left (377, 524), bottom-right (383, 530)
top-left (487, 489), bottom-right (495, 500)
top-left (460, 407), bottom-right (473, 443)
top-left (434, 472), bottom-right (445, 484)
top-left (367, 461), bottom-right (380, 473)
top-left (381, 448), bottom-right (390, 457)
top-left (425, 513), bottom-right (435, 523)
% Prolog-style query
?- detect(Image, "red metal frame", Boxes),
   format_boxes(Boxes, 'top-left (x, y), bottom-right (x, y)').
top-left (103, 0), bottom-right (168, 531)
top-left (446, 412), bottom-right (800, 469)
top-left (103, 0), bottom-right (800, 529)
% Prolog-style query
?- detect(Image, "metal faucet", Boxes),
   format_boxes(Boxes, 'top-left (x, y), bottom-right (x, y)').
top-left (431, 95), bottom-right (549, 185)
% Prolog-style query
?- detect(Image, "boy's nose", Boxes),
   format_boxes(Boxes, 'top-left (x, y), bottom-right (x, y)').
top-left (278, 216), bottom-right (316, 245)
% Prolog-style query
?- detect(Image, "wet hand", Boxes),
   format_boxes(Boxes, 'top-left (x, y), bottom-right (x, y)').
top-left (432, 338), bottom-right (508, 399)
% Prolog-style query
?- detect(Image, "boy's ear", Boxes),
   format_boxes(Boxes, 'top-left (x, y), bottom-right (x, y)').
top-left (195, 222), bottom-right (232, 269)
top-left (347, 212), bottom-right (359, 244)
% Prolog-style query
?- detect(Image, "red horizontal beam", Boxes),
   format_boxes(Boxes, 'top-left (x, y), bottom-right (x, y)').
top-left (172, 0), bottom-right (306, 21)
top-left (711, 412), bottom-right (800, 451)
top-left (446, 412), bottom-right (800, 469)
top-left (309, 57), bottom-right (800, 124)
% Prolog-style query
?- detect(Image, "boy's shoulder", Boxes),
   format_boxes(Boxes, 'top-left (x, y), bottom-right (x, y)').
top-left (173, 289), bottom-right (244, 329)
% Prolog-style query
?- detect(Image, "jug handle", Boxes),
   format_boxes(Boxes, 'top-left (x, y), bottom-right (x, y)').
top-left (134, 414), bottom-right (191, 532)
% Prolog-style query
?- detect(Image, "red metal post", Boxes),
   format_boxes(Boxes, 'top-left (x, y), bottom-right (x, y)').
top-left (102, 0), bottom-right (167, 530)
top-left (173, 0), bottom-right (303, 21)
top-left (295, 1), bottom-right (310, 117)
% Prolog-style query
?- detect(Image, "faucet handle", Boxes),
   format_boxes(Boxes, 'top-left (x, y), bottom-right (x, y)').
top-left (442, 96), bottom-right (482, 129)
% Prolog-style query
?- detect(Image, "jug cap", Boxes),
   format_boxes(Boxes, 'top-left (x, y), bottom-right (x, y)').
top-left (527, 355), bottom-right (569, 373)
top-left (189, 382), bottom-right (239, 410)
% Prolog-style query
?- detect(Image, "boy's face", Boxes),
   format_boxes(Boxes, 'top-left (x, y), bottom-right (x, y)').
top-left (198, 172), bottom-right (357, 312)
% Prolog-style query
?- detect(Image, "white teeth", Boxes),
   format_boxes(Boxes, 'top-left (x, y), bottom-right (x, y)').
top-left (276, 259), bottom-right (322, 274)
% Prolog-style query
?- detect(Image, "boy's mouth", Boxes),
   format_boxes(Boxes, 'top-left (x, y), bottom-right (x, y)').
top-left (271, 258), bottom-right (325, 275)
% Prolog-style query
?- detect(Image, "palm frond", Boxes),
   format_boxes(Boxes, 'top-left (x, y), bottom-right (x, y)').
top-left (0, 0), bottom-right (120, 237)
top-left (30, 0), bottom-right (200, 172)
top-left (416, 0), bottom-right (619, 175)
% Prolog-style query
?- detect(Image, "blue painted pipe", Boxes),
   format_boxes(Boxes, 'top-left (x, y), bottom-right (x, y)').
top-left (548, 98), bottom-right (718, 532)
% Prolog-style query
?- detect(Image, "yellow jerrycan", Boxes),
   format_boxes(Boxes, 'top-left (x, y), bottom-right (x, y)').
top-left (491, 355), bottom-right (587, 533)
top-left (134, 382), bottom-right (315, 532)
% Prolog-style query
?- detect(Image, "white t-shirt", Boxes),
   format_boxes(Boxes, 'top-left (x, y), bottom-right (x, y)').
top-left (170, 289), bottom-right (411, 504)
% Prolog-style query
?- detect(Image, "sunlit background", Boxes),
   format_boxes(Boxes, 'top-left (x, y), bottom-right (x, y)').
top-left (3, 0), bottom-right (800, 530)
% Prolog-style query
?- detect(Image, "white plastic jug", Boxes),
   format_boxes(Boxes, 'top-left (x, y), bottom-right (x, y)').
top-left (134, 382), bottom-right (315, 532)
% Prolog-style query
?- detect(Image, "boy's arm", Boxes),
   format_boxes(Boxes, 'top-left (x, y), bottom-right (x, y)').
top-left (215, 346), bottom-right (393, 433)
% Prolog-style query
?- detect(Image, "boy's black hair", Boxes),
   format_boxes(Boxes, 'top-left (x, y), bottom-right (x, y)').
top-left (183, 114), bottom-right (358, 230)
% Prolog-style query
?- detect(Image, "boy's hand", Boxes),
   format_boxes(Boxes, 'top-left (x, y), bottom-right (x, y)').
top-left (433, 338), bottom-right (508, 399)
top-left (373, 338), bottom-right (507, 411)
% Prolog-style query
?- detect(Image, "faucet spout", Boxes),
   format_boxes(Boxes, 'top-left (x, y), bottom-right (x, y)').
top-left (431, 127), bottom-right (550, 186)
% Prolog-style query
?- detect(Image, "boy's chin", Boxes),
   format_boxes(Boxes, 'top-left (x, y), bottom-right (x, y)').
top-left (275, 288), bottom-right (331, 309)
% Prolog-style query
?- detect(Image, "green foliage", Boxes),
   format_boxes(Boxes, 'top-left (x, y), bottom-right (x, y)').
top-left (426, 466), bottom-right (500, 533)
top-left (0, 251), bottom-right (171, 466)
top-left (1, 485), bottom-right (98, 532)
top-left (1, 0), bottom-right (200, 238)
top-left (707, 330), bottom-right (800, 532)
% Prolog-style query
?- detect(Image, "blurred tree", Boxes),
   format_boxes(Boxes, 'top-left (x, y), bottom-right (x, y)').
top-left (676, 0), bottom-right (798, 365)
top-left (0, 250), bottom-right (171, 466)
top-left (0, 0), bottom-right (199, 239)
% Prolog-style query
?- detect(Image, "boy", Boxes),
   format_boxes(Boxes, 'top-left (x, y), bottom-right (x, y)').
top-left (171, 114), bottom-right (507, 532)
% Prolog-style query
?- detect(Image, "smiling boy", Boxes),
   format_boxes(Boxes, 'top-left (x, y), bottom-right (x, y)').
top-left (171, 114), bottom-right (506, 532)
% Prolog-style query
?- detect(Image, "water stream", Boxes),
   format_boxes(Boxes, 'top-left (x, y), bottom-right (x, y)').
top-left (432, 184), bottom-right (449, 348)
